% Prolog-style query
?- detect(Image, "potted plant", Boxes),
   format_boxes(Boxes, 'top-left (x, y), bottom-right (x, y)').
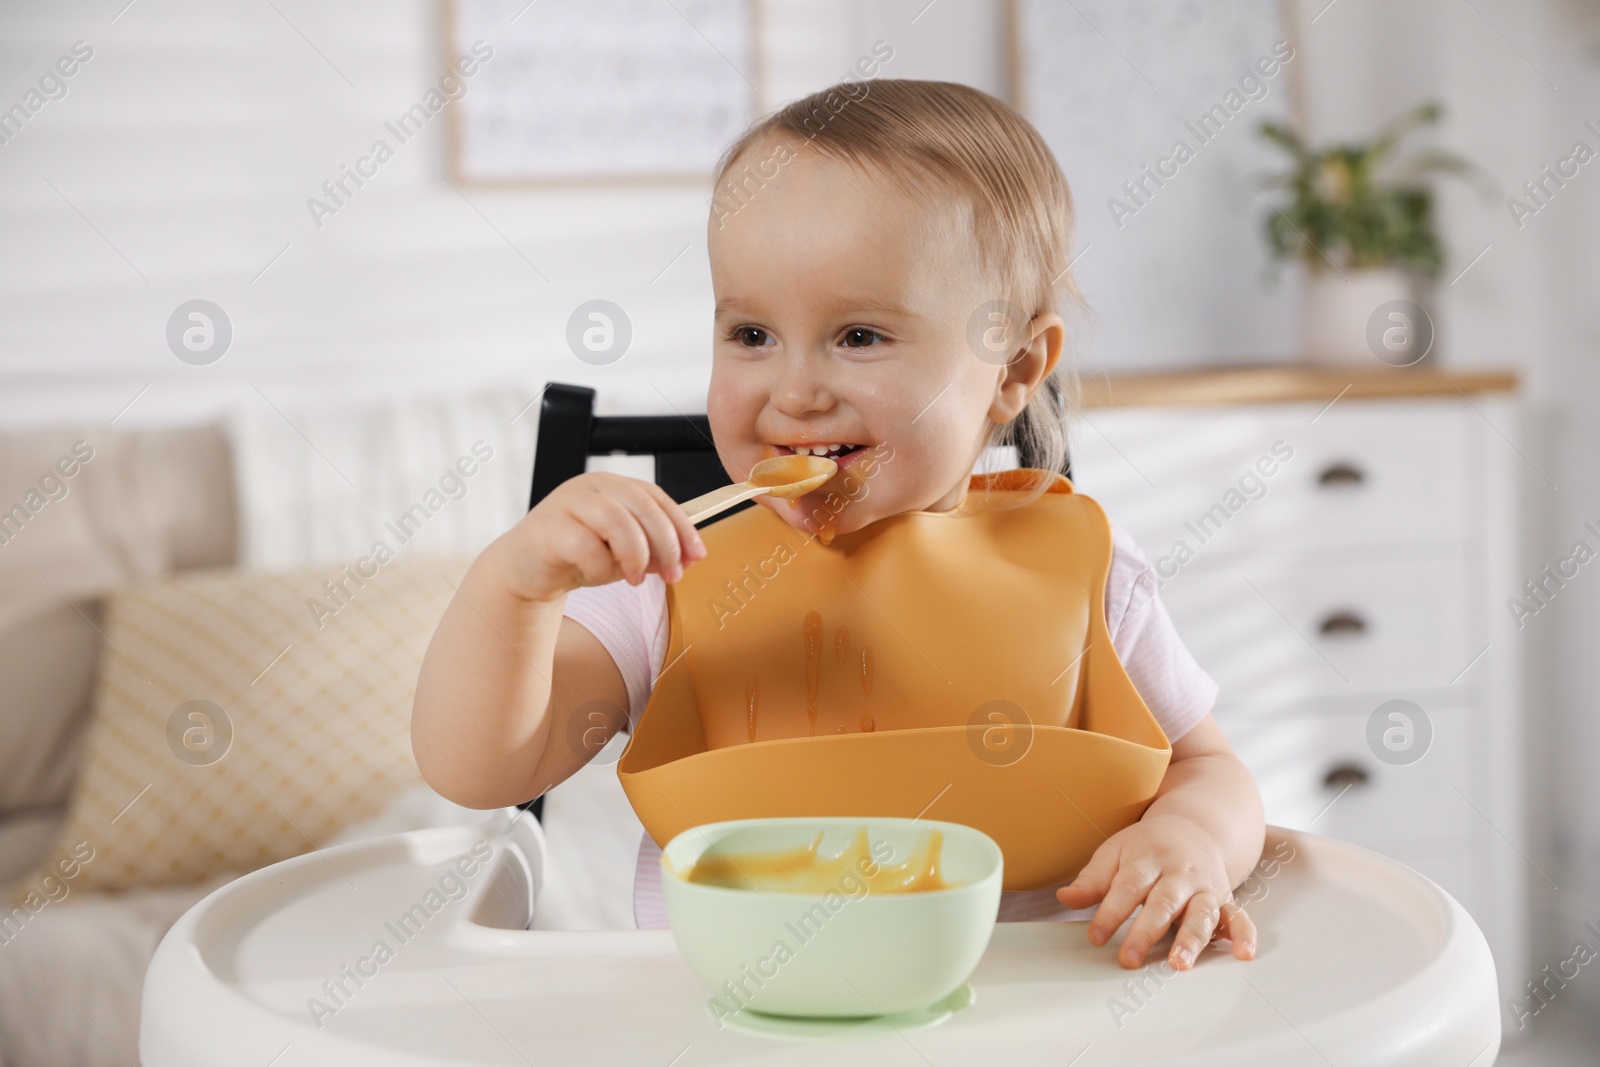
top-left (1257, 102), bottom-right (1484, 366)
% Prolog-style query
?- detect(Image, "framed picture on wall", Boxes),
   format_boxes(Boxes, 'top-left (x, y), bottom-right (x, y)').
top-left (445, 0), bottom-right (762, 186)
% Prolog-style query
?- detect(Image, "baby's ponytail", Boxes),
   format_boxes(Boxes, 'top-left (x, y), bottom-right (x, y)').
top-left (990, 364), bottom-right (1076, 495)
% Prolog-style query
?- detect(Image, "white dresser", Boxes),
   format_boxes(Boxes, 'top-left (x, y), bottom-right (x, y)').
top-left (1069, 368), bottom-right (1528, 1019)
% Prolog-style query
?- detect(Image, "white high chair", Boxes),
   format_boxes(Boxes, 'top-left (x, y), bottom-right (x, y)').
top-left (140, 817), bottom-right (1500, 1065)
top-left (141, 385), bottom-right (1501, 1061)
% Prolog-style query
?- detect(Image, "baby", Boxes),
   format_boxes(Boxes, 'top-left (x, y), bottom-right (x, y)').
top-left (413, 79), bottom-right (1264, 972)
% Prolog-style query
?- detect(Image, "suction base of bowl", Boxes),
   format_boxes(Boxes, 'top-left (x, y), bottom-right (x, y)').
top-left (718, 982), bottom-right (976, 1042)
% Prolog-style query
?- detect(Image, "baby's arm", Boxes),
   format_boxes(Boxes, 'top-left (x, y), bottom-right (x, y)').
top-left (1056, 714), bottom-right (1265, 969)
top-left (411, 474), bottom-right (704, 809)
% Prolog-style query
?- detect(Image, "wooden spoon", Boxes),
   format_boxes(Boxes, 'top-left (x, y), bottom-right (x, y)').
top-left (680, 454), bottom-right (838, 525)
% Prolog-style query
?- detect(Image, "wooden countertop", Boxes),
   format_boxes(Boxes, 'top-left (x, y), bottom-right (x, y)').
top-left (1077, 366), bottom-right (1518, 408)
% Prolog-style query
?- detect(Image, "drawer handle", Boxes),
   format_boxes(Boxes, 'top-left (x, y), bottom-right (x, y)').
top-left (1318, 610), bottom-right (1367, 637)
top-left (1322, 762), bottom-right (1370, 790)
top-left (1317, 462), bottom-right (1366, 488)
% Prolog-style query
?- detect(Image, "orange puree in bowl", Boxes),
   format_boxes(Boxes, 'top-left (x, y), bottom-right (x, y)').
top-left (669, 826), bottom-right (955, 894)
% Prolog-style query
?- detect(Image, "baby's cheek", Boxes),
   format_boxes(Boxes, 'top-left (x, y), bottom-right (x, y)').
top-left (706, 355), bottom-right (764, 407)
top-left (703, 374), bottom-right (739, 427)
top-left (705, 380), bottom-right (759, 459)
top-left (891, 424), bottom-right (960, 490)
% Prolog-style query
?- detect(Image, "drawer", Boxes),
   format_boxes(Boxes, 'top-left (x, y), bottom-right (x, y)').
top-left (1219, 705), bottom-right (1479, 850)
top-left (1155, 555), bottom-right (1473, 701)
top-left (1069, 399), bottom-right (1472, 555)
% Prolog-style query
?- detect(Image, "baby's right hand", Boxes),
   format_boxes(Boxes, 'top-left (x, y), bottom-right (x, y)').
top-left (493, 473), bottom-right (707, 603)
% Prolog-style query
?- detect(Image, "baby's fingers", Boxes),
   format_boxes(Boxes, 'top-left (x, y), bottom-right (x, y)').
top-left (1082, 853), bottom-right (1159, 949)
top-left (1167, 890), bottom-right (1229, 970)
top-left (1214, 900), bottom-right (1257, 960)
top-left (1056, 841), bottom-right (1119, 910)
top-left (577, 494), bottom-right (653, 585)
top-left (614, 486), bottom-right (691, 584)
top-left (1119, 878), bottom-right (1194, 968)
top-left (643, 483), bottom-right (707, 566)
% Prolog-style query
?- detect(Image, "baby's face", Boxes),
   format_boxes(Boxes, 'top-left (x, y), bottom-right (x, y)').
top-left (706, 141), bottom-right (1010, 539)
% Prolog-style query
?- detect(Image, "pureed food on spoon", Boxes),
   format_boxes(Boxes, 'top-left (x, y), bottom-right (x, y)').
top-left (666, 825), bottom-right (958, 894)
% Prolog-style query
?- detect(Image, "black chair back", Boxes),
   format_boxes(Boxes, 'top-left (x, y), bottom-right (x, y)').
top-left (530, 382), bottom-right (748, 514)
top-left (520, 383), bottom-right (749, 820)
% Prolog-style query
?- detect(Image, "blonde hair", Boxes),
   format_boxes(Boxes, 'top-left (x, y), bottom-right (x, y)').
top-left (710, 78), bottom-right (1084, 506)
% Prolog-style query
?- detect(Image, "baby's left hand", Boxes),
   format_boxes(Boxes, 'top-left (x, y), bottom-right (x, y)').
top-left (1056, 813), bottom-right (1257, 970)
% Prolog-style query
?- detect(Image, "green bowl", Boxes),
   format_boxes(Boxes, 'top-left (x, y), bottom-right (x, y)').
top-left (660, 816), bottom-right (1003, 1019)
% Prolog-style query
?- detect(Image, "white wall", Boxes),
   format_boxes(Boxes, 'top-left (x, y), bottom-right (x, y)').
top-left (0, 0), bottom-right (1009, 428)
top-left (2, 1), bottom-right (1592, 412)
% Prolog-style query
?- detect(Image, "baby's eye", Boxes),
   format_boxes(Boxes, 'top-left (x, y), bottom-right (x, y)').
top-left (730, 326), bottom-right (774, 348)
top-left (839, 327), bottom-right (886, 349)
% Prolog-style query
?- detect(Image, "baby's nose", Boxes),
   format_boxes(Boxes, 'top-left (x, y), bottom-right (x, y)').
top-left (770, 361), bottom-right (839, 416)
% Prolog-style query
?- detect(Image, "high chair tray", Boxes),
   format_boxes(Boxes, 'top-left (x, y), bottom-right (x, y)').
top-left (141, 821), bottom-right (1499, 1066)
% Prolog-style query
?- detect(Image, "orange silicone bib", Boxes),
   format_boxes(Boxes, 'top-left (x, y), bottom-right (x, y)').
top-left (616, 469), bottom-right (1173, 891)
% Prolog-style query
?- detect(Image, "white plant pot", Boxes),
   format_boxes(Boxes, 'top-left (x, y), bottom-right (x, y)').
top-left (1302, 268), bottom-right (1420, 366)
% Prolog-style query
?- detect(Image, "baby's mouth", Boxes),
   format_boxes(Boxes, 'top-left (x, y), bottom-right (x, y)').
top-left (771, 443), bottom-right (868, 460)
top-left (763, 442), bottom-right (877, 540)
top-left (768, 442), bottom-right (872, 496)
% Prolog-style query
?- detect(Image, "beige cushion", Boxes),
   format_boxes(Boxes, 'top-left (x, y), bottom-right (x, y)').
top-left (0, 600), bottom-right (102, 816)
top-left (0, 424), bottom-right (236, 631)
top-left (7, 555), bottom-right (468, 901)
top-left (0, 424), bottom-right (235, 820)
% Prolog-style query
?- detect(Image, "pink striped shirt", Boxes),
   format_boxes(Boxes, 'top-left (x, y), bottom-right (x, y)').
top-left (564, 519), bottom-right (1217, 928)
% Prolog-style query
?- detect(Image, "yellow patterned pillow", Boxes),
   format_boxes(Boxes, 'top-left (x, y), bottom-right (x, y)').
top-left (7, 555), bottom-right (469, 902)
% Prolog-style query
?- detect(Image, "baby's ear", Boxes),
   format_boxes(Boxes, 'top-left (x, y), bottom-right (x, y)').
top-left (988, 312), bottom-right (1064, 421)
top-left (1021, 312), bottom-right (1066, 383)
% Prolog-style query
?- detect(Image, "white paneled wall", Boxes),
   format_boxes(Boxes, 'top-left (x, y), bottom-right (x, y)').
top-left (0, 0), bottom-right (704, 425)
top-left (0, 0), bottom-right (1009, 429)
top-left (2, 1), bottom-right (1591, 428)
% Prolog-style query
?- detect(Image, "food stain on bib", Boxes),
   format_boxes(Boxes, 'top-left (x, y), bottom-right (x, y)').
top-left (802, 611), bottom-right (823, 735)
top-left (745, 678), bottom-right (759, 743)
top-left (859, 647), bottom-right (875, 731)
top-left (790, 623), bottom-right (876, 736)
top-left (670, 826), bottom-right (953, 894)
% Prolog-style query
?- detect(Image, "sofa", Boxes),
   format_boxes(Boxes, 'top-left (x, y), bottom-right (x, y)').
top-left (0, 399), bottom-right (650, 1066)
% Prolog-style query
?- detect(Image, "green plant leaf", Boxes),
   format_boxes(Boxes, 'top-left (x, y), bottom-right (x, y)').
top-left (1371, 101), bottom-right (1444, 163)
top-left (1386, 149), bottom-right (1501, 197)
top-left (1258, 121), bottom-right (1309, 160)
top-left (1253, 97), bottom-right (1477, 277)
